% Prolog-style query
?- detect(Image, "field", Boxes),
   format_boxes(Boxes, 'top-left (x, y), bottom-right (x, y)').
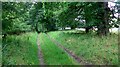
top-left (2, 30), bottom-right (118, 65)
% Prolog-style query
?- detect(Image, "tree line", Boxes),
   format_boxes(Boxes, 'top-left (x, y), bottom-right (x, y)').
top-left (2, 2), bottom-right (120, 37)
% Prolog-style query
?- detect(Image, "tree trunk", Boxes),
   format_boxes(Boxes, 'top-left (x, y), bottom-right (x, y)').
top-left (104, 2), bottom-right (109, 35)
top-left (35, 22), bottom-right (40, 33)
top-left (85, 17), bottom-right (90, 33)
top-left (85, 27), bottom-right (90, 33)
top-left (71, 26), bottom-right (75, 30)
top-left (97, 2), bottom-right (109, 36)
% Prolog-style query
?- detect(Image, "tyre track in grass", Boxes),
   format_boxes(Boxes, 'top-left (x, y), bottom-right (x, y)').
top-left (37, 33), bottom-right (44, 65)
top-left (40, 33), bottom-right (77, 65)
top-left (46, 33), bottom-right (92, 65)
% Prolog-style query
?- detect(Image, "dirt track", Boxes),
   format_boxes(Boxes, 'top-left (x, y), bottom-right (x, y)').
top-left (37, 33), bottom-right (45, 65)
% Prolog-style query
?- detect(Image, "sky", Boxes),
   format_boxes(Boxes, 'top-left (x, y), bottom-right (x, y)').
top-left (108, 2), bottom-right (118, 18)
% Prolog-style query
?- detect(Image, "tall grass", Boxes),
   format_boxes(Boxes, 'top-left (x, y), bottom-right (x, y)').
top-left (48, 30), bottom-right (118, 65)
top-left (2, 32), bottom-right (39, 65)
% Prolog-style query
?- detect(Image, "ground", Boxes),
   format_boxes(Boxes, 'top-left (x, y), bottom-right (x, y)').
top-left (2, 30), bottom-right (118, 65)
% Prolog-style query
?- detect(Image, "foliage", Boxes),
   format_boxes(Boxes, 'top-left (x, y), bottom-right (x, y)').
top-left (2, 2), bottom-right (119, 36)
top-left (2, 2), bottom-right (31, 34)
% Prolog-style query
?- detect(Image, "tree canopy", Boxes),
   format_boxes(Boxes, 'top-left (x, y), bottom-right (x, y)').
top-left (2, 2), bottom-right (119, 36)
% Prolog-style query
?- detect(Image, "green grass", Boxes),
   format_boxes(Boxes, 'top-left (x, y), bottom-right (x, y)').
top-left (48, 30), bottom-right (118, 65)
top-left (2, 30), bottom-right (118, 65)
top-left (39, 33), bottom-right (77, 65)
top-left (2, 32), bottom-right (39, 65)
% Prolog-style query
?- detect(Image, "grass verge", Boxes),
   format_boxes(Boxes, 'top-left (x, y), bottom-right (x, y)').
top-left (48, 30), bottom-right (118, 65)
top-left (2, 32), bottom-right (39, 65)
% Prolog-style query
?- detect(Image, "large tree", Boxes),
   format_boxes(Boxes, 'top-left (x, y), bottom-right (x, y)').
top-left (2, 2), bottom-right (32, 35)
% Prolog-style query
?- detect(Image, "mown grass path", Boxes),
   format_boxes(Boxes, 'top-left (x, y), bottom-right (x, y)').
top-left (39, 33), bottom-right (77, 65)
top-left (37, 33), bottom-right (44, 65)
top-left (46, 33), bottom-right (92, 65)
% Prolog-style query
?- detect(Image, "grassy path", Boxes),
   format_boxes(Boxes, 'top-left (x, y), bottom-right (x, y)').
top-left (46, 33), bottom-right (91, 65)
top-left (39, 33), bottom-right (77, 65)
top-left (37, 33), bottom-right (44, 65)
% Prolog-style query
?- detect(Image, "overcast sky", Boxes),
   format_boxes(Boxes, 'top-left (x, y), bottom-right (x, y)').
top-left (108, 2), bottom-right (118, 18)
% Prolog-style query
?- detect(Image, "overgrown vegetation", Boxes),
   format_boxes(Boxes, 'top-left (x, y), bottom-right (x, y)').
top-left (48, 30), bottom-right (118, 65)
top-left (2, 32), bottom-right (39, 65)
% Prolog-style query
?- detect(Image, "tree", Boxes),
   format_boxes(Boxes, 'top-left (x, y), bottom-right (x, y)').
top-left (2, 2), bottom-right (118, 36)
top-left (2, 2), bottom-right (32, 35)
top-left (95, 2), bottom-right (111, 36)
